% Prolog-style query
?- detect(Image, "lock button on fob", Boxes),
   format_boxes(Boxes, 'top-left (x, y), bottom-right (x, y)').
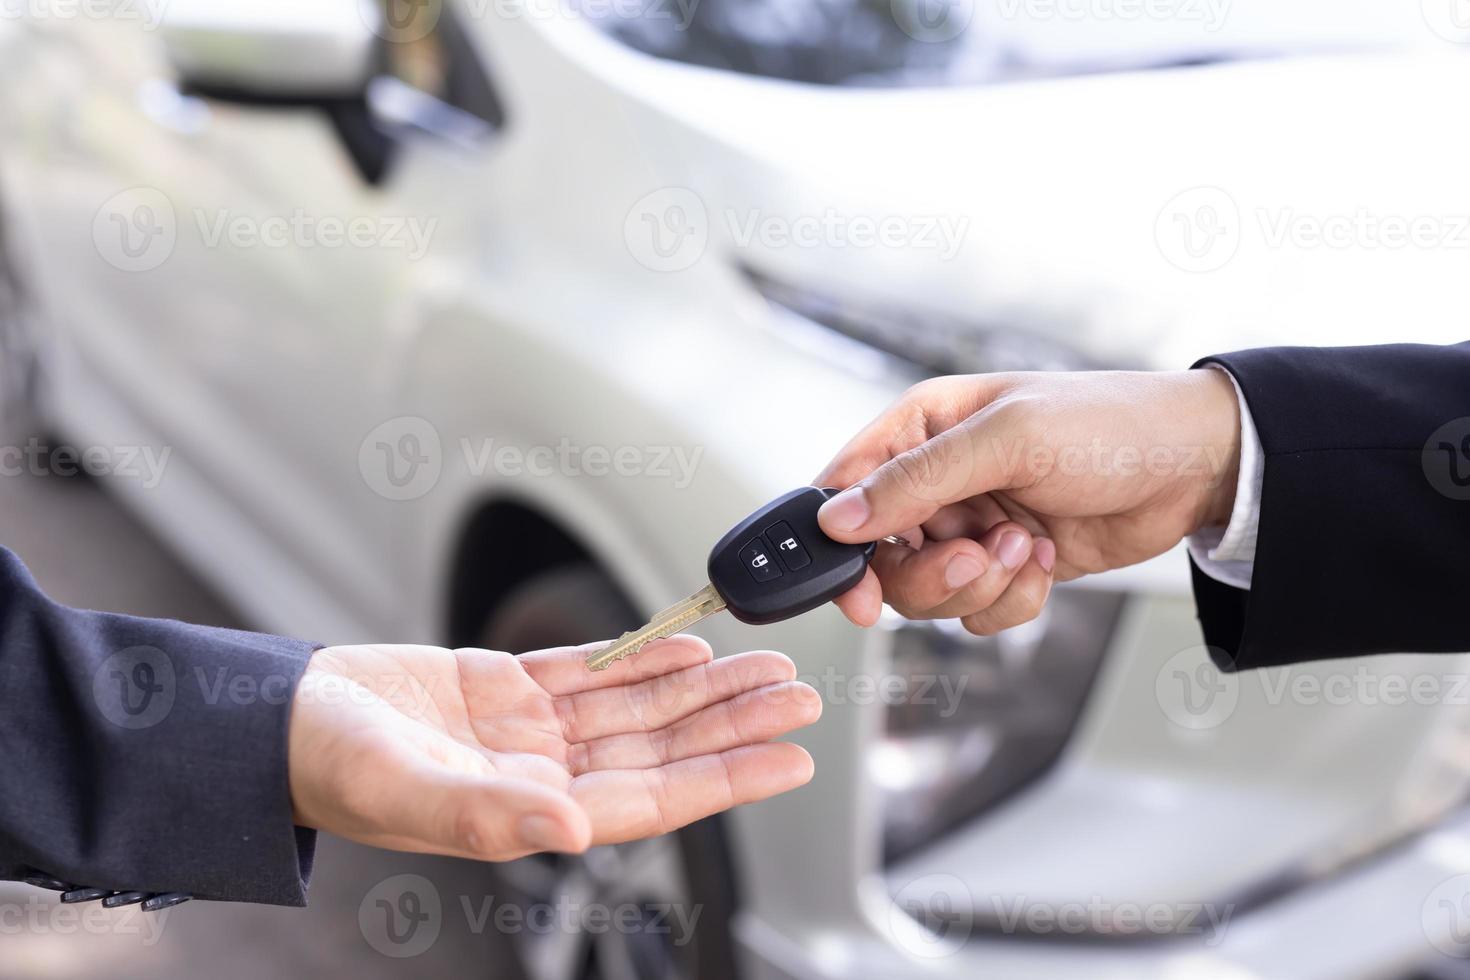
top-left (740, 538), bottom-right (782, 582)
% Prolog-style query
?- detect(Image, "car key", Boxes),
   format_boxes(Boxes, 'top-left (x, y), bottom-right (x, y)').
top-left (586, 487), bottom-right (903, 671)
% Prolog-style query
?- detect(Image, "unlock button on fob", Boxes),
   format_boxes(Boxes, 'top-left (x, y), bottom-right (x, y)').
top-left (766, 522), bottom-right (812, 571)
top-left (740, 538), bottom-right (782, 583)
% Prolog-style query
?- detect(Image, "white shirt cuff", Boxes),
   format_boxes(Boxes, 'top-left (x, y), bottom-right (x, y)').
top-left (1186, 365), bottom-right (1263, 591)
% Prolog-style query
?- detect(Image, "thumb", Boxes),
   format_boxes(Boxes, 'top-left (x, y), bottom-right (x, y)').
top-left (818, 422), bottom-right (1001, 542)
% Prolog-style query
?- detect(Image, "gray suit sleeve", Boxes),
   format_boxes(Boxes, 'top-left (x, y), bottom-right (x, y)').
top-left (0, 547), bottom-right (319, 906)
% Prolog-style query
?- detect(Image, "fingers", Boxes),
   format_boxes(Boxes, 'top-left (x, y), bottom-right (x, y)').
top-left (571, 742), bottom-right (815, 845)
top-left (569, 680), bottom-right (822, 774)
top-left (516, 635), bottom-right (714, 696)
top-left (832, 568), bottom-right (884, 627)
top-left (816, 382), bottom-right (1018, 545)
top-left (555, 651), bottom-right (798, 743)
top-left (868, 535), bottom-right (990, 617)
top-left (960, 549), bottom-right (1056, 635)
top-left (855, 521), bottom-right (1057, 634)
top-left (814, 375), bottom-right (1001, 491)
top-left (922, 522), bottom-right (1037, 620)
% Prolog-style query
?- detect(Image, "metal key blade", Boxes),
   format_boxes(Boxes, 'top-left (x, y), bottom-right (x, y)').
top-left (585, 583), bottom-right (727, 671)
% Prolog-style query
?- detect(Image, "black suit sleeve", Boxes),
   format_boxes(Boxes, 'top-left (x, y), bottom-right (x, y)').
top-left (0, 547), bottom-right (319, 905)
top-left (1190, 342), bottom-right (1470, 672)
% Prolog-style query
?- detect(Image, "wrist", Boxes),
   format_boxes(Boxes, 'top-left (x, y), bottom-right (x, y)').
top-left (1185, 367), bottom-right (1242, 531)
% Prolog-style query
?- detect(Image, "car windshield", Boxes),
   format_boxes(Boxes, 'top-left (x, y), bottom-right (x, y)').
top-left (576, 0), bottom-right (1426, 87)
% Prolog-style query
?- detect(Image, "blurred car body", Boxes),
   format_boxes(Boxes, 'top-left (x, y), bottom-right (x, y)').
top-left (3, 2), bottom-right (1470, 978)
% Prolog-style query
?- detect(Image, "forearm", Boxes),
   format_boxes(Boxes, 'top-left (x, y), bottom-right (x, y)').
top-left (0, 548), bottom-right (318, 905)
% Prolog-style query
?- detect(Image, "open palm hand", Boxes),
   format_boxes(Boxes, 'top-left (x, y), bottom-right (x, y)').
top-left (288, 636), bottom-right (820, 859)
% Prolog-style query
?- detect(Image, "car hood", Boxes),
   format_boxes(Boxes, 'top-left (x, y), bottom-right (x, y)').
top-left (596, 43), bottom-right (1470, 369)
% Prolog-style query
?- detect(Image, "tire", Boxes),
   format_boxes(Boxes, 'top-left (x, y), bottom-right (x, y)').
top-left (478, 564), bottom-right (742, 980)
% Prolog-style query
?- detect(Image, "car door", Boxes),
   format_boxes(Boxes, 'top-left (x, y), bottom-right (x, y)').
top-left (29, 4), bottom-right (504, 635)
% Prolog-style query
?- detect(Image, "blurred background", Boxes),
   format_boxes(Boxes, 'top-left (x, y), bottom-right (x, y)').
top-left (3, 1), bottom-right (1470, 978)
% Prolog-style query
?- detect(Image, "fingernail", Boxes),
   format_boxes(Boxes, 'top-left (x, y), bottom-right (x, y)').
top-left (819, 488), bottom-right (870, 533)
top-left (945, 554), bottom-right (985, 589)
top-left (519, 815), bottom-right (565, 851)
top-left (1035, 538), bottom-right (1056, 574)
top-left (997, 531), bottom-right (1029, 570)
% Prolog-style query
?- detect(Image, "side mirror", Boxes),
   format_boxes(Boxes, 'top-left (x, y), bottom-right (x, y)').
top-left (160, 0), bottom-right (381, 101)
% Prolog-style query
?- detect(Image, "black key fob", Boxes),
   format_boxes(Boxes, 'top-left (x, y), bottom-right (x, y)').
top-left (708, 487), bottom-right (876, 626)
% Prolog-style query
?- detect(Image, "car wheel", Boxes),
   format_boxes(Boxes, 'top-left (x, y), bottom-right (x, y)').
top-left (478, 565), bottom-right (742, 980)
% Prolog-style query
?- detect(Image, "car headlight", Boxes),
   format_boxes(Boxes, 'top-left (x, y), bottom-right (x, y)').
top-left (871, 587), bottom-right (1126, 864)
top-left (743, 265), bottom-right (1116, 377)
